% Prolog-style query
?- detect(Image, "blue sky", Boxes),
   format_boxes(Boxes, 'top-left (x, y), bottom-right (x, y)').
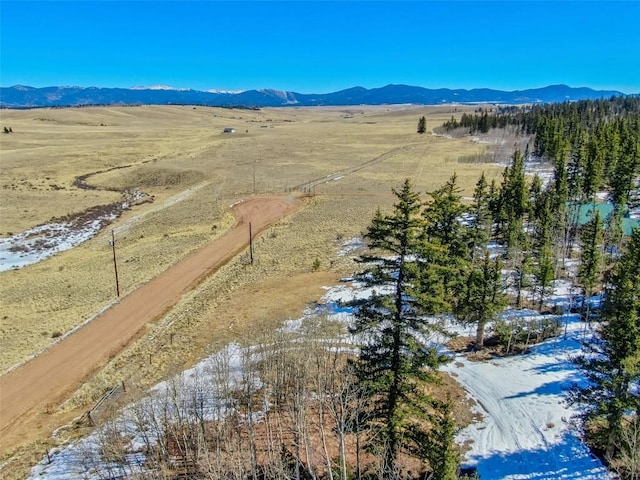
top-left (1, 1), bottom-right (639, 94)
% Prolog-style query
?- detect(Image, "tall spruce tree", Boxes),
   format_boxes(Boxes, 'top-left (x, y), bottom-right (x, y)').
top-left (583, 132), bottom-right (605, 201)
top-left (423, 173), bottom-right (469, 304)
top-left (535, 242), bottom-right (555, 311)
top-left (467, 172), bottom-right (493, 263)
top-left (530, 187), bottom-right (556, 310)
top-left (498, 150), bottom-right (528, 255)
top-left (577, 210), bottom-right (604, 323)
top-left (512, 250), bottom-right (532, 308)
top-left (456, 251), bottom-right (507, 348)
top-left (611, 135), bottom-right (640, 209)
top-left (569, 130), bottom-right (588, 202)
top-left (552, 142), bottom-right (570, 261)
top-left (424, 173), bottom-right (467, 255)
top-left (413, 398), bottom-right (459, 480)
top-left (417, 116), bottom-right (427, 134)
top-left (349, 180), bottom-right (451, 478)
top-left (569, 228), bottom-right (640, 466)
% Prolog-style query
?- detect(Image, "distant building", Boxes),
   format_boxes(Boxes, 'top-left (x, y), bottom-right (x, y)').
top-left (223, 127), bottom-right (236, 133)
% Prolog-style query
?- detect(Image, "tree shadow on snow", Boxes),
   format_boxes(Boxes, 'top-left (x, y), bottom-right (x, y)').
top-left (465, 431), bottom-right (611, 480)
top-left (502, 372), bottom-right (583, 400)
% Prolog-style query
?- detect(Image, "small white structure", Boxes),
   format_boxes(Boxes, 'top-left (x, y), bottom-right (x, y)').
top-left (223, 127), bottom-right (236, 133)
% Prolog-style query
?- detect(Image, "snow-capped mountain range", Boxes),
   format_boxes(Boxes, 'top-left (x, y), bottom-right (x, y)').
top-left (0, 83), bottom-right (630, 108)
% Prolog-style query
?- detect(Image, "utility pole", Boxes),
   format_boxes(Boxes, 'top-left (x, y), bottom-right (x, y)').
top-left (111, 229), bottom-right (120, 297)
top-left (249, 222), bottom-right (254, 264)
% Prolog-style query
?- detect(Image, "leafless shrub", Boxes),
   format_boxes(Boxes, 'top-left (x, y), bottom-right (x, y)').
top-left (610, 415), bottom-right (640, 480)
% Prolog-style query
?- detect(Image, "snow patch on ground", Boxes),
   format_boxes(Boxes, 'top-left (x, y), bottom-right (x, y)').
top-left (446, 315), bottom-right (613, 479)
top-left (490, 159), bottom-right (555, 187)
top-left (0, 217), bottom-right (116, 272)
top-left (337, 236), bottom-right (366, 256)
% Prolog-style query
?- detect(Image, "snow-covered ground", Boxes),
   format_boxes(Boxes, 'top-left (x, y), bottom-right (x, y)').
top-left (447, 316), bottom-right (612, 479)
top-left (28, 248), bottom-right (614, 479)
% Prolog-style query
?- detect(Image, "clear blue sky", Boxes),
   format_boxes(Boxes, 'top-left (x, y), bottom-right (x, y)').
top-left (1, 1), bottom-right (639, 94)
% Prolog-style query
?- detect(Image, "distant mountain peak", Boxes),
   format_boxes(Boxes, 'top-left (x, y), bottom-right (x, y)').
top-left (130, 85), bottom-right (191, 91)
top-left (206, 88), bottom-right (244, 94)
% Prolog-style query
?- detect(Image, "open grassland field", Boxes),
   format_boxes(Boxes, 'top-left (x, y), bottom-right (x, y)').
top-left (0, 105), bottom-right (502, 476)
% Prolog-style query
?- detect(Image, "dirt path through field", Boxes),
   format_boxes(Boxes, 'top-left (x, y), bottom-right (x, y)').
top-left (0, 194), bottom-right (300, 453)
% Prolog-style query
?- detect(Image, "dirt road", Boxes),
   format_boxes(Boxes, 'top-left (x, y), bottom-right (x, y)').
top-left (0, 194), bottom-right (300, 452)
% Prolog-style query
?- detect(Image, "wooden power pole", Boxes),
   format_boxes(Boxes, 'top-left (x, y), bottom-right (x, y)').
top-left (249, 222), bottom-right (254, 264)
top-left (111, 229), bottom-right (120, 297)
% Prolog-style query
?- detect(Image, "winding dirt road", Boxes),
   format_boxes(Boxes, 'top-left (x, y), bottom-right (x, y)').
top-left (0, 194), bottom-right (300, 452)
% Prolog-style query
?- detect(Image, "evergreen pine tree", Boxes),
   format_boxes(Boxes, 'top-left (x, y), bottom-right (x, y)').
top-left (417, 116), bottom-right (427, 134)
top-left (424, 173), bottom-right (466, 252)
top-left (479, 111), bottom-right (490, 134)
top-left (487, 178), bottom-right (501, 238)
top-left (552, 142), bottom-right (570, 258)
top-left (467, 172), bottom-right (493, 262)
top-left (603, 125), bottom-right (621, 183)
top-left (412, 398), bottom-right (459, 480)
top-left (610, 135), bottom-right (640, 209)
top-left (605, 206), bottom-right (626, 257)
top-left (456, 251), bottom-right (507, 348)
top-left (512, 250), bottom-right (532, 308)
top-left (568, 130), bottom-right (588, 202)
top-left (527, 174), bottom-right (543, 222)
top-left (499, 150), bottom-right (528, 254)
top-left (578, 210), bottom-right (604, 322)
top-left (349, 180), bottom-right (451, 478)
top-left (423, 174), bottom-right (470, 302)
top-left (583, 132), bottom-right (605, 201)
top-left (535, 243), bottom-right (555, 311)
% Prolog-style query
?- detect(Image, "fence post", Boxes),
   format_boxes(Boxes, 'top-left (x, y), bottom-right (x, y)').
top-left (88, 410), bottom-right (96, 427)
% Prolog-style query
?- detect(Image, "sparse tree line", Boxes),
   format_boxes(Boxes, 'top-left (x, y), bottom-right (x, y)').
top-left (87, 335), bottom-right (377, 479)
top-left (440, 97), bottom-right (640, 210)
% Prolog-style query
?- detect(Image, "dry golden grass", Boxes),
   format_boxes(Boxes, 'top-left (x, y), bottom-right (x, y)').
top-left (1, 104), bottom-right (501, 478)
top-left (1, 104), bottom-right (493, 374)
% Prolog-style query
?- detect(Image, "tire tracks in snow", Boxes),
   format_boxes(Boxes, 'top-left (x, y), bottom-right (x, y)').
top-left (447, 337), bottom-right (612, 479)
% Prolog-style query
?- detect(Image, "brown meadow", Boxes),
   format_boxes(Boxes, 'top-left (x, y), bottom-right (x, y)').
top-left (0, 104), bottom-right (502, 476)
